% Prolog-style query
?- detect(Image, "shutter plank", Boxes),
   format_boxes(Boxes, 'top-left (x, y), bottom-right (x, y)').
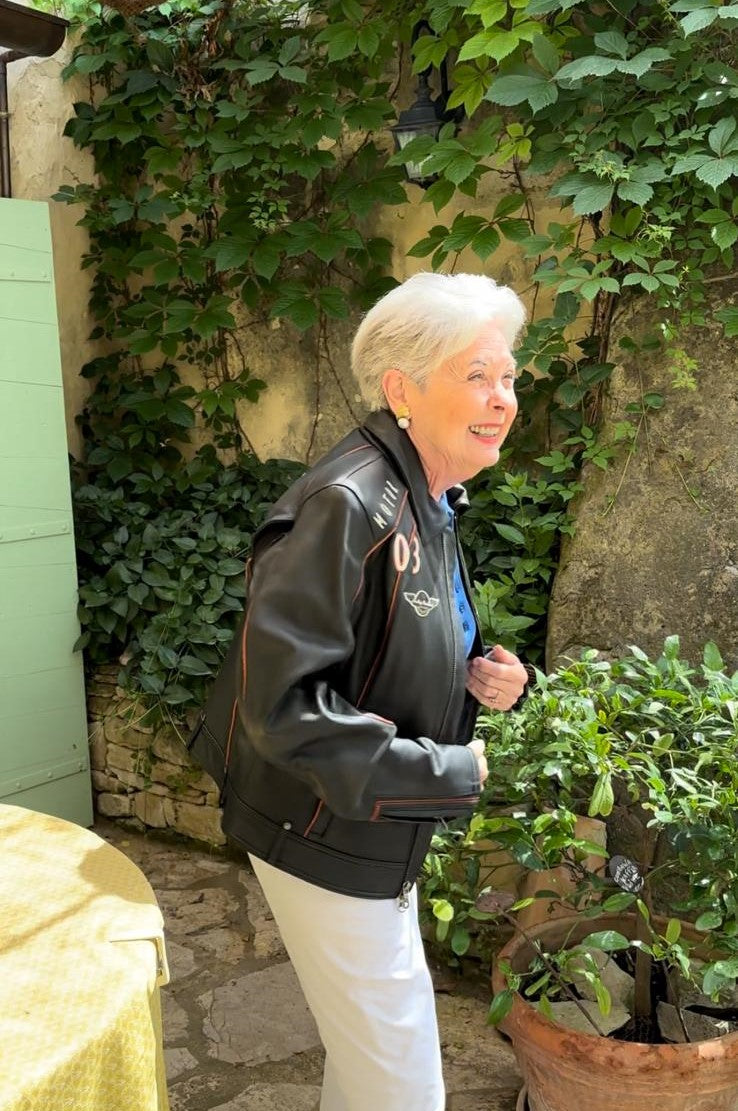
top-left (0, 199), bottom-right (92, 825)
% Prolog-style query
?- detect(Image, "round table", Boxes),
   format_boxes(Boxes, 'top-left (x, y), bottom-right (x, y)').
top-left (0, 803), bottom-right (170, 1111)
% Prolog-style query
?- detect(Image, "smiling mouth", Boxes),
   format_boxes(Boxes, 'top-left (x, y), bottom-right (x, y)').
top-left (469, 425), bottom-right (503, 438)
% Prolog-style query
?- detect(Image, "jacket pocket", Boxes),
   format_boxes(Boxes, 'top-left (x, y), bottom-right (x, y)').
top-left (188, 713), bottom-right (227, 790)
top-left (303, 799), bottom-right (332, 838)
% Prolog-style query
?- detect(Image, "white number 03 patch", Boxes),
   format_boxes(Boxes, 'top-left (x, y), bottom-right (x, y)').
top-left (392, 532), bottom-right (421, 574)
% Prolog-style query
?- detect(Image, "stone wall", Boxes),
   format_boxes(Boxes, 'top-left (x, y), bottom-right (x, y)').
top-left (546, 277), bottom-right (738, 670)
top-left (88, 667), bottom-right (225, 845)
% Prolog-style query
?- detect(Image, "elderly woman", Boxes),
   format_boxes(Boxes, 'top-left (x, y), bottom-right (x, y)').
top-left (190, 271), bottom-right (528, 1111)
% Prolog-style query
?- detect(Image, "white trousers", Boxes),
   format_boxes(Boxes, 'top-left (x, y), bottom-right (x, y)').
top-left (248, 855), bottom-right (445, 1111)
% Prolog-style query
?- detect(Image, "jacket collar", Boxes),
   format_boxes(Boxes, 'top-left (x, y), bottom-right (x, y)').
top-left (361, 409), bottom-right (468, 539)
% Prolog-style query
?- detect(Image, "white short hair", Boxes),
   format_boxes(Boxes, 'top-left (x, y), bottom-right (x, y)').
top-left (351, 272), bottom-right (526, 410)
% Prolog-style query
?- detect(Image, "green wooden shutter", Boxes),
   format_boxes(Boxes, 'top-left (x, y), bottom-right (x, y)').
top-left (0, 198), bottom-right (92, 825)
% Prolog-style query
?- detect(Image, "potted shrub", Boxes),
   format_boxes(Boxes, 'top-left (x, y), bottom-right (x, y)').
top-left (469, 637), bottom-right (738, 1111)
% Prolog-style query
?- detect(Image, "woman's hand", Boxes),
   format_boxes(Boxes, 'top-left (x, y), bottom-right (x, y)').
top-left (466, 644), bottom-right (527, 712)
top-left (466, 738), bottom-right (488, 786)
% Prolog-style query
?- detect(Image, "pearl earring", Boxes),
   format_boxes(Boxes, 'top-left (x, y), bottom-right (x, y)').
top-left (396, 406), bottom-right (411, 430)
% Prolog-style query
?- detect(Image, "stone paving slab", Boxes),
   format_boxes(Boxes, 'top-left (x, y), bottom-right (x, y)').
top-left (96, 820), bottom-right (520, 1111)
top-left (200, 962), bottom-right (321, 1066)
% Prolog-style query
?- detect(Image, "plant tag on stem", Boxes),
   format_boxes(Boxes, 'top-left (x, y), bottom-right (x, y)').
top-left (608, 854), bottom-right (644, 893)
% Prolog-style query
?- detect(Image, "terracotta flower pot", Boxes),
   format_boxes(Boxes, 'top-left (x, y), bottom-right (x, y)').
top-left (515, 814), bottom-right (606, 930)
top-left (492, 912), bottom-right (738, 1111)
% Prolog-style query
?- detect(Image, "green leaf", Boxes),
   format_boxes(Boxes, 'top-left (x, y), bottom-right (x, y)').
top-left (244, 59), bottom-right (279, 85)
top-left (583, 930), bottom-right (631, 951)
top-left (445, 153), bottom-right (478, 184)
top-left (466, 0), bottom-right (506, 26)
top-left (424, 178), bottom-right (456, 214)
top-left (620, 47), bottom-right (672, 78)
top-left (153, 258), bottom-right (179, 285)
top-left (531, 34), bottom-right (559, 74)
top-left (178, 654), bottom-right (212, 676)
top-left (411, 34), bottom-right (448, 73)
top-left (278, 36), bottom-right (301, 66)
top-left (108, 456), bottom-right (132, 482)
top-left (711, 221), bottom-right (738, 250)
top-left (593, 31), bottom-right (629, 59)
top-left (125, 70), bottom-right (159, 97)
top-left (603, 892), bottom-right (636, 912)
top-left (251, 239), bottom-right (282, 280)
top-left (146, 40), bottom-right (174, 71)
top-left (217, 557), bottom-right (245, 576)
top-left (279, 65), bottom-right (307, 84)
top-left (72, 53), bottom-right (109, 75)
top-left (494, 522), bottom-right (525, 545)
top-left (589, 772), bottom-right (614, 817)
top-left (451, 926), bottom-right (471, 955)
top-left (697, 158), bottom-right (738, 187)
top-left (617, 180), bottom-right (653, 206)
top-left (471, 225), bottom-right (501, 261)
top-left (572, 183), bottom-right (615, 215)
top-left (459, 29), bottom-right (522, 63)
top-left (680, 8), bottom-right (717, 34)
top-left (127, 583), bottom-right (149, 605)
top-left (709, 117), bottom-right (738, 154)
top-left (665, 918), bottom-right (682, 945)
top-left (357, 25), bottom-right (380, 58)
top-left (145, 146), bottom-right (180, 175)
top-left (499, 218), bottom-right (532, 242)
top-left (555, 56), bottom-right (619, 82)
top-left (494, 193), bottom-right (525, 219)
top-left (324, 28), bottom-right (358, 62)
top-left (486, 73), bottom-right (557, 111)
top-left (555, 379), bottom-right (587, 407)
top-left (317, 286), bottom-right (348, 318)
top-left (157, 645), bottom-right (179, 668)
top-left (594, 979), bottom-right (612, 1017)
top-left (212, 237), bottom-right (255, 273)
top-left (695, 911), bottom-right (723, 931)
top-left (703, 641), bottom-right (724, 670)
top-left (162, 683), bottom-right (194, 705)
top-left (431, 898), bottom-right (455, 922)
top-left (486, 989), bottom-right (513, 1025)
top-left (715, 306), bottom-right (738, 336)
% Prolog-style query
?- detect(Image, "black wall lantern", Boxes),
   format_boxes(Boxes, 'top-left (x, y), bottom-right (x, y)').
top-left (391, 20), bottom-right (460, 187)
top-left (0, 0), bottom-right (68, 198)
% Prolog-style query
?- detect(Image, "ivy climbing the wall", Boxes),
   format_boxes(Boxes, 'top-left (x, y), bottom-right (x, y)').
top-left (54, 0), bottom-right (737, 716)
top-left (58, 0), bottom-right (410, 715)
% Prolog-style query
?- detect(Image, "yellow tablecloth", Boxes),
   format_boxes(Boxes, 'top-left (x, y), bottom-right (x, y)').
top-left (0, 803), bottom-right (170, 1111)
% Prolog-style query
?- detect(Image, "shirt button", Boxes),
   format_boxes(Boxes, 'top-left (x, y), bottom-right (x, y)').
top-left (282, 821), bottom-right (292, 831)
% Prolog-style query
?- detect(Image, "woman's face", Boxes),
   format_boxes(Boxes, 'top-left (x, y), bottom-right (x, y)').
top-left (401, 321), bottom-right (518, 496)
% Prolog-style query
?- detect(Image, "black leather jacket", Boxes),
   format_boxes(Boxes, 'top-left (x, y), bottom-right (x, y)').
top-left (188, 410), bottom-right (483, 899)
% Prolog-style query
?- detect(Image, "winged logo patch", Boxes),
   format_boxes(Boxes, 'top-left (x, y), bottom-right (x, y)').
top-left (403, 590), bottom-right (439, 617)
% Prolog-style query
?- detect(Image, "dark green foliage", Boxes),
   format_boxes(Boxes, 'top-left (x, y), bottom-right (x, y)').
top-left (422, 639), bottom-right (738, 993)
top-left (463, 462), bottom-right (575, 663)
top-left (74, 447), bottom-right (303, 714)
top-left (55, 0), bottom-right (736, 716)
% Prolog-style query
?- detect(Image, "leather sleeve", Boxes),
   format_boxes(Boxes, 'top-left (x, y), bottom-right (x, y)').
top-left (239, 484), bottom-right (481, 823)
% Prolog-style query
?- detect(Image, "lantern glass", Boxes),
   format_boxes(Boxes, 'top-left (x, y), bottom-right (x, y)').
top-left (391, 117), bottom-right (443, 184)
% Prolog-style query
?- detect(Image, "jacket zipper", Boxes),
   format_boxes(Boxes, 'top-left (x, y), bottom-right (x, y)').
top-left (437, 531), bottom-right (460, 739)
top-left (397, 825), bottom-right (421, 911)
